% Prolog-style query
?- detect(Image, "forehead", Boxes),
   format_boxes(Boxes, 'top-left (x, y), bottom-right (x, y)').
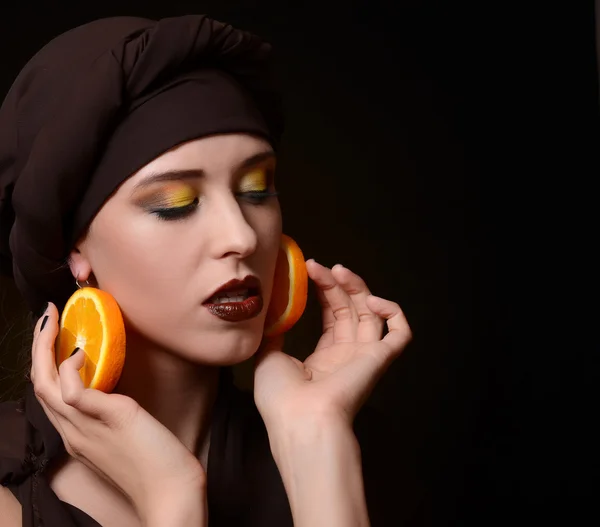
top-left (124, 133), bottom-right (275, 188)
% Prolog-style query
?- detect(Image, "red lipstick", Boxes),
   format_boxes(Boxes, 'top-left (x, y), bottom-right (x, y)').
top-left (203, 275), bottom-right (263, 322)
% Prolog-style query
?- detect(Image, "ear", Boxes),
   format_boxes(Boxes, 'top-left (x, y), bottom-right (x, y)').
top-left (68, 247), bottom-right (93, 283)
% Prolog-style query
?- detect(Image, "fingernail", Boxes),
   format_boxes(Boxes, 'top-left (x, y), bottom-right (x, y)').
top-left (40, 316), bottom-right (49, 332)
top-left (70, 347), bottom-right (80, 358)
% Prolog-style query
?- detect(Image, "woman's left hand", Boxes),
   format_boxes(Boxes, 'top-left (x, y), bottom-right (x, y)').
top-left (254, 259), bottom-right (412, 433)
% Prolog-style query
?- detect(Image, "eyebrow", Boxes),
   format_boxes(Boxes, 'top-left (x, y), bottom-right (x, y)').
top-left (131, 150), bottom-right (276, 192)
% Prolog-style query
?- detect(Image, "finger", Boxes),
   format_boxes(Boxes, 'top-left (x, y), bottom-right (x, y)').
top-left (31, 303), bottom-right (64, 410)
top-left (312, 287), bottom-right (335, 350)
top-left (58, 355), bottom-right (124, 421)
top-left (307, 260), bottom-right (358, 343)
top-left (366, 295), bottom-right (412, 357)
top-left (30, 304), bottom-right (51, 383)
top-left (331, 265), bottom-right (384, 343)
top-left (59, 348), bottom-right (87, 407)
top-left (31, 305), bottom-right (48, 353)
top-left (306, 260), bottom-right (335, 345)
top-left (32, 302), bottom-right (58, 372)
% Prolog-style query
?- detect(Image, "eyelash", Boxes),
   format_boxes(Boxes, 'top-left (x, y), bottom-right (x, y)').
top-left (151, 190), bottom-right (279, 222)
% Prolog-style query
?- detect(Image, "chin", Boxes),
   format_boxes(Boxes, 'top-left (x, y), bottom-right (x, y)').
top-left (180, 328), bottom-right (264, 367)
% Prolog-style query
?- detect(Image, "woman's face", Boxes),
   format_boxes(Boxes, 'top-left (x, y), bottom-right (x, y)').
top-left (74, 133), bottom-right (282, 365)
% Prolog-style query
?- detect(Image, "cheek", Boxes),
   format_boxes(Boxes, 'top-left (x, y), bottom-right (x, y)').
top-left (85, 212), bottom-right (196, 311)
top-left (90, 220), bottom-right (161, 278)
top-left (87, 221), bottom-right (200, 349)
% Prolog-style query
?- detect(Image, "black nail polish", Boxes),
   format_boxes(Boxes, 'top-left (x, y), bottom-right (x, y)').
top-left (40, 316), bottom-right (49, 332)
top-left (70, 347), bottom-right (80, 357)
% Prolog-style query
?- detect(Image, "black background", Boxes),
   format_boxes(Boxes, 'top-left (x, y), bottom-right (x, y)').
top-left (0, 1), bottom-right (597, 525)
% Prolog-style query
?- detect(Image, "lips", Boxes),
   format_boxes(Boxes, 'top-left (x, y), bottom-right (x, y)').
top-left (204, 275), bottom-right (261, 303)
top-left (203, 275), bottom-right (263, 322)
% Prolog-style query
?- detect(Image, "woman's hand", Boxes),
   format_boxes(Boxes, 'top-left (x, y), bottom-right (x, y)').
top-left (30, 303), bottom-right (207, 526)
top-left (254, 260), bottom-right (412, 432)
top-left (254, 261), bottom-right (411, 527)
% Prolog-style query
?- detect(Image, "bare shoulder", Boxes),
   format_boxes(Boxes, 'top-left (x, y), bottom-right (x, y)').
top-left (0, 485), bottom-right (22, 527)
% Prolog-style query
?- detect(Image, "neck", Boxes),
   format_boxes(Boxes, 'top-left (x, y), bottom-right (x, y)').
top-left (114, 330), bottom-right (221, 464)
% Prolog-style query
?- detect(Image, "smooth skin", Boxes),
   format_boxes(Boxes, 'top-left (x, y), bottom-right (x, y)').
top-left (0, 134), bottom-right (412, 526)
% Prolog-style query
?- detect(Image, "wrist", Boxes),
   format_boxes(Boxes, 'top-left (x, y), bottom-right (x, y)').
top-left (268, 419), bottom-right (369, 527)
top-left (143, 502), bottom-right (206, 527)
top-left (269, 416), bottom-right (357, 469)
top-left (139, 471), bottom-right (207, 526)
top-left (142, 492), bottom-right (207, 527)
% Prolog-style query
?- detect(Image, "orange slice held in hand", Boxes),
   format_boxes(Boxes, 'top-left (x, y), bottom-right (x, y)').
top-left (56, 287), bottom-right (126, 393)
top-left (263, 234), bottom-right (309, 337)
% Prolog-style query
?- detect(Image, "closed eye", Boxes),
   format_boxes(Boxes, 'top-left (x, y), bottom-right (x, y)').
top-left (236, 190), bottom-right (279, 204)
top-left (151, 198), bottom-right (199, 221)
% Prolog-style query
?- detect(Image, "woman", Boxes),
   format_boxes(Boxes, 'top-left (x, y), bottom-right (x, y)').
top-left (0, 14), bottom-right (411, 526)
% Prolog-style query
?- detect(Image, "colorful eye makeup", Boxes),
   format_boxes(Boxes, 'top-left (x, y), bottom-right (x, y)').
top-left (135, 166), bottom-right (278, 222)
top-left (235, 168), bottom-right (279, 204)
top-left (238, 168), bottom-right (268, 193)
top-left (134, 182), bottom-right (199, 221)
top-left (143, 183), bottom-right (197, 209)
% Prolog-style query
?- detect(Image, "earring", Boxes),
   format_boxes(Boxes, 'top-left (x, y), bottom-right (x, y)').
top-left (75, 273), bottom-right (91, 289)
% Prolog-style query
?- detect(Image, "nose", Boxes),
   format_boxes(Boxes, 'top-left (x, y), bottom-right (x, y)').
top-left (207, 194), bottom-right (258, 259)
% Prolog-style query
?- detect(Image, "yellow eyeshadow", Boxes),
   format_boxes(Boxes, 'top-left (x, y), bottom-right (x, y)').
top-left (143, 184), bottom-right (197, 208)
top-left (164, 186), bottom-right (196, 207)
top-left (238, 169), bottom-right (268, 192)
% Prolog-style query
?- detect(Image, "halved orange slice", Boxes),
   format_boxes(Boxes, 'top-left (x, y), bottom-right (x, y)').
top-left (264, 234), bottom-right (308, 337)
top-left (56, 287), bottom-right (126, 393)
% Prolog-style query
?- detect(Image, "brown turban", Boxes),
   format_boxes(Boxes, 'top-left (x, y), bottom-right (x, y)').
top-left (0, 15), bottom-right (284, 316)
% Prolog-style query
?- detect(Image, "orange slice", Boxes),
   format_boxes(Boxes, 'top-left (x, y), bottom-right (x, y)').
top-left (264, 234), bottom-right (308, 337)
top-left (56, 287), bottom-right (126, 393)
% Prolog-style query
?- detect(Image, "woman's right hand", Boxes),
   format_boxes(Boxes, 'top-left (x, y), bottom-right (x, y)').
top-left (30, 303), bottom-right (207, 526)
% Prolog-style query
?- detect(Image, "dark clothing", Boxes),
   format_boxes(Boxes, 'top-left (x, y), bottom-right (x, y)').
top-left (1, 371), bottom-right (398, 526)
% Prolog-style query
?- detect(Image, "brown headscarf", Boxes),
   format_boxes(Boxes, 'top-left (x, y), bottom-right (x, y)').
top-left (0, 17), bottom-right (289, 526)
top-left (0, 15), bottom-right (284, 316)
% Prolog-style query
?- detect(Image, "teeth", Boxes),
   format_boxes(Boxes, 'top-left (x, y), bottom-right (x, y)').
top-left (208, 289), bottom-right (250, 304)
top-left (212, 296), bottom-right (246, 304)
